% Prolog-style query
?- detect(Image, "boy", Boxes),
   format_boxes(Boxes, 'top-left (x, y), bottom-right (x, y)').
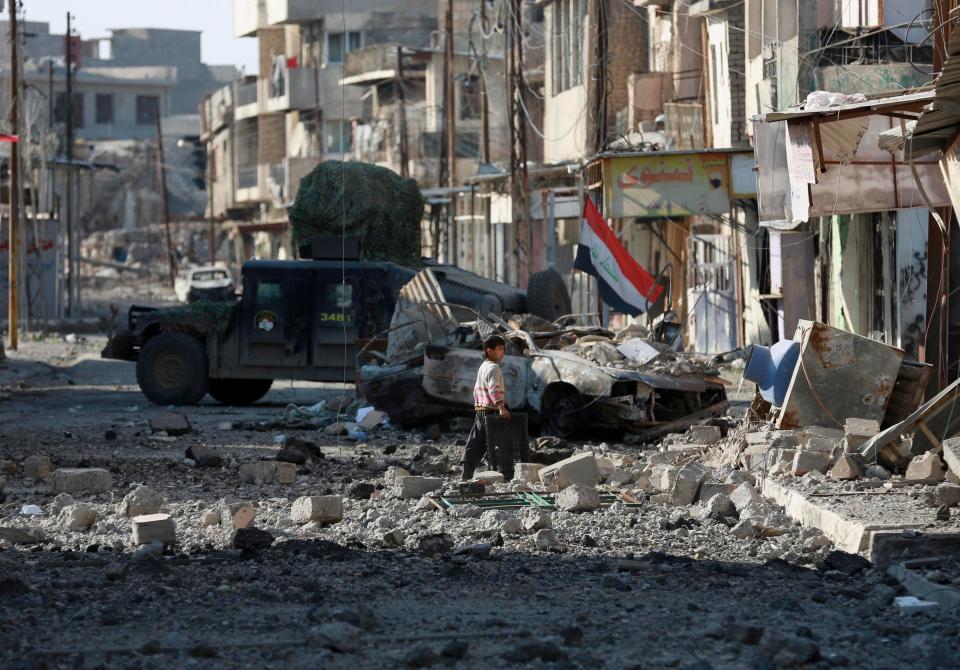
top-left (460, 334), bottom-right (510, 480)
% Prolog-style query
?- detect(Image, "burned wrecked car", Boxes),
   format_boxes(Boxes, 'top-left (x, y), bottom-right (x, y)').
top-left (359, 287), bottom-right (728, 439)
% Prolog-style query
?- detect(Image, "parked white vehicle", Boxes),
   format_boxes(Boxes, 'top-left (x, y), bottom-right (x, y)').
top-left (174, 265), bottom-right (235, 303)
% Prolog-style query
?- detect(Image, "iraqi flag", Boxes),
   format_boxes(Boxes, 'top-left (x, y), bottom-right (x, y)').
top-left (574, 197), bottom-right (663, 316)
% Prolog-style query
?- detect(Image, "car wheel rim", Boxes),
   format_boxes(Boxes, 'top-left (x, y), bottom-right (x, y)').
top-left (155, 352), bottom-right (186, 389)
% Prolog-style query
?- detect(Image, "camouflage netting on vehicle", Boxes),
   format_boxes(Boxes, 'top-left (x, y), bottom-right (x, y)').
top-left (288, 161), bottom-right (424, 266)
top-left (149, 301), bottom-right (237, 337)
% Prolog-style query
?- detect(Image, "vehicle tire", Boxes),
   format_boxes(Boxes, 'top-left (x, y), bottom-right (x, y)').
top-left (541, 386), bottom-right (585, 438)
top-left (208, 378), bottom-right (273, 405)
top-left (527, 270), bottom-right (572, 322)
top-left (136, 332), bottom-right (209, 406)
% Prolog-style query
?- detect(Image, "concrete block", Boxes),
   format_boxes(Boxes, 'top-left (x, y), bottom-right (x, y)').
top-left (291, 495), bottom-right (343, 524)
top-left (647, 451), bottom-right (681, 467)
top-left (806, 437), bottom-right (840, 454)
top-left (725, 471), bottom-right (755, 487)
top-left (698, 481), bottom-right (733, 502)
top-left (845, 417), bottom-right (880, 436)
top-left (689, 425), bottom-right (722, 445)
top-left (23, 455), bottom-right (51, 480)
top-left (0, 527), bottom-right (43, 544)
top-left (538, 452), bottom-right (600, 489)
top-left (149, 412), bottom-right (192, 436)
top-left (905, 452), bottom-right (946, 482)
top-left (730, 482), bottom-right (761, 512)
top-left (119, 485), bottom-right (164, 517)
top-left (607, 468), bottom-right (636, 486)
top-left (595, 456), bottom-right (617, 479)
top-left (651, 464), bottom-right (680, 491)
top-left (475, 470), bottom-right (505, 484)
top-left (792, 450), bottom-right (830, 476)
top-left (131, 513), bottom-right (176, 545)
top-left (555, 484), bottom-right (601, 512)
top-left (274, 462), bottom-right (297, 484)
top-left (49, 493), bottom-right (74, 515)
top-left (199, 510), bottom-right (221, 527)
top-left (698, 493), bottom-right (735, 520)
top-left (239, 461), bottom-right (295, 485)
top-left (924, 483), bottom-right (960, 508)
top-left (65, 505), bottom-right (96, 531)
top-left (221, 500), bottom-right (255, 529)
top-left (512, 463), bottom-right (542, 483)
top-left (50, 468), bottom-right (112, 494)
top-left (384, 466), bottom-right (410, 481)
top-left (829, 455), bottom-right (863, 481)
top-left (533, 528), bottom-right (558, 550)
top-left (731, 519), bottom-right (756, 539)
top-left (803, 426), bottom-right (845, 442)
top-left (394, 476), bottom-right (443, 499)
top-left (521, 508), bottom-right (552, 531)
top-left (670, 462), bottom-right (705, 506)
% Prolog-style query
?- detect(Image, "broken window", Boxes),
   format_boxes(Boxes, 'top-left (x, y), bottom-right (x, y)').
top-left (459, 75), bottom-right (482, 121)
top-left (54, 92), bottom-right (84, 128)
top-left (136, 95), bottom-right (160, 125)
top-left (326, 30), bottom-right (362, 65)
top-left (95, 94), bottom-right (113, 124)
top-left (550, 0), bottom-right (585, 95)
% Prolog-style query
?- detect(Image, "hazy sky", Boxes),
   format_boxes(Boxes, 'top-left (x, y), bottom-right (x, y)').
top-left (22, 0), bottom-right (259, 74)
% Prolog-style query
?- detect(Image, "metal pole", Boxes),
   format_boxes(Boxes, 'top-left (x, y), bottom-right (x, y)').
top-left (7, 0), bottom-right (19, 349)
top-left (204, 98), bottom-right (216, 265)
top-left (65, 12), bottom-right (75, 316)
top-left (445, 0), bottom-right (456, 187)
top-left (155, 114), bottom-right (175, 286)
top-left (395, 46), bottom-right (409, 178)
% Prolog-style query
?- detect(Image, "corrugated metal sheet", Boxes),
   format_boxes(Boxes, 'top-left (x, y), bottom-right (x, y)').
top-left (762, 90), bottom-right (934, 123)
top-left (908, 32), bottom-right (960, 158)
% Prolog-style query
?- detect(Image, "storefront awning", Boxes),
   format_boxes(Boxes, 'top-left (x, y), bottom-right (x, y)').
top-left (753, 90), bottom-right (949, 224)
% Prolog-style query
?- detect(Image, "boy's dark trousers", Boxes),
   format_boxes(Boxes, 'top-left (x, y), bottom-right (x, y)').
top-left (461, 409), bottom-right (496, 478)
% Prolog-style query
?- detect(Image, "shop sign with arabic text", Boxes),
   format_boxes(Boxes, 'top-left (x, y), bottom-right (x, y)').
top-left (604, 152), bottom-right (733, 218)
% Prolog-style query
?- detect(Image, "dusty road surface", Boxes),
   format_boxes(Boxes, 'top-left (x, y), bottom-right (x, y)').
top-left (1, 337), bottom-right (959, 669)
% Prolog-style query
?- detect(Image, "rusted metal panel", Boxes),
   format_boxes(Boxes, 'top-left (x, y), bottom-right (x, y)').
top-left (777, 321), bottom-right (904, 430)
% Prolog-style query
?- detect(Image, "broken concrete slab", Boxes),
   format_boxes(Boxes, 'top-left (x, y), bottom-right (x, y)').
top-left (131, 513), bottom-right (176, 545)
top-left (384, 466), bottom-right (410, 481)
top-left (474, 471), bottom-right (505, 484)
top-left (730, 482), bottom-right (761, 513)
top-left (23, 455), bottom-right (50, 480)
top-left (905, 452), bottom-right (946, 482)
top-left (149, 412), bottom-right (192, 436)
top-left (698, 481), bottom-right (734, 502)
top-left (0, 527), bottom-right (43, 544)
top-left (792, 450), bottom-right (831, 477)
top-left (394, 476), bottom-right (443, 499)
top-left (670, 462), bottom-right (705, 506)
top-left (689, 425), bottom-right (722, 445)
top-left (512, 463), bottom-right (542, 483)
top-left (533, 528), bottom-right (558, 550)
top-left (555, 484), bottom-right (601, 512)
top-left (943, 437), bottom-right (960, 476)
top-left (698, 493), bottom-right (736, 521)
top-left (521, 509), bottom-right (552, 531)
top-left (119, 485), bottom-right (164, 517)
top-left (830, 455), bottom-right (864, 481)
top-left (291, 496), bottom-right (343, 524)
top-left (50, 468), bottom-right (112, 494)
top-left (65, 505), bottom-right (96, 531)
top-left (538, 452), bottom-right (600, 489)
top-left (199, 510), bottom-right (221, 528)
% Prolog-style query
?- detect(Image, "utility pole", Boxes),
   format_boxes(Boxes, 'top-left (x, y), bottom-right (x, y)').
top-left (478, 0), bottom-right (490, 164)
top-left (204, 99), bottom-right (216, 265)
top-left (7, 0), bottom-right (19, 350)
top-left (445, 0), bottom-right (456, 187)
top-left (65, 12), bottom-right (75, 316)
top-left (395, 46), bottom-right (409, 178)
top-left (155, 114), bottom-right (175, 286)
top-left (507, 0), bottom-right (531, 286)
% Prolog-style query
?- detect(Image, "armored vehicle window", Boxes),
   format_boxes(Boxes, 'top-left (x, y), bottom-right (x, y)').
top-left (326, 283), bottom-right (353, 309)
top-left (257, 281), bottom-right (283, 302)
